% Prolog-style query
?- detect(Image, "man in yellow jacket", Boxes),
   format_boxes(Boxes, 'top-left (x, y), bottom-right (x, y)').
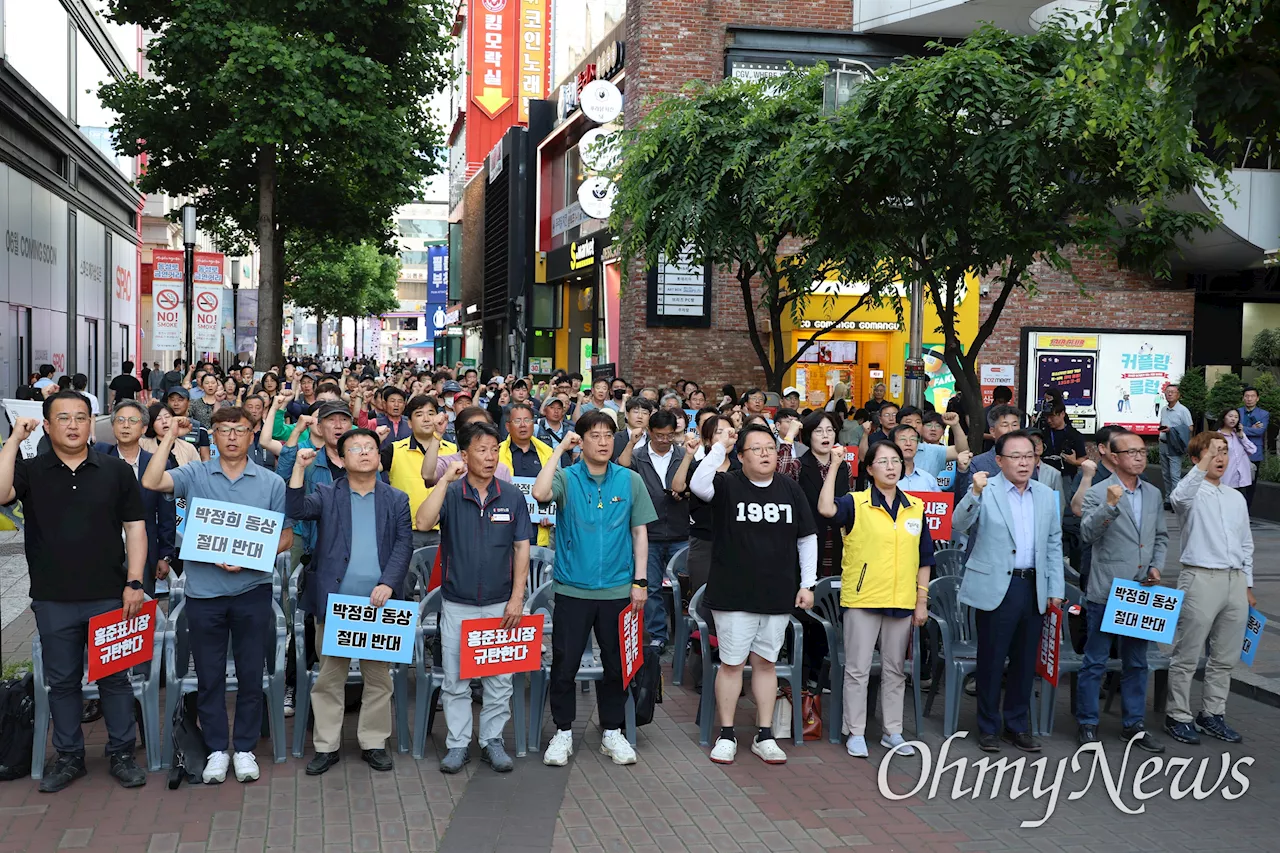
top-left (499, 402), bottom-right (555, 547)
top-left (382, 395), bottom-right (455, 549)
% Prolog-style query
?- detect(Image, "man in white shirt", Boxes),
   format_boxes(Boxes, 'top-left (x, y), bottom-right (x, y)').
top-left (1157, 384), bottom-right (1192, 505)
top-left (1164, 431), bottom-right (1254, 746)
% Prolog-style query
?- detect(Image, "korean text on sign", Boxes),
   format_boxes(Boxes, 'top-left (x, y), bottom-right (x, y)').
top-left (178, 497), bottom-right (284, 573)
top-left (458, 615), bottom-right (546, 679)
top-left (1035, 602), bottom-right (1062, 687)
top-left (1241, 607), bottom-right (1267, 667)
top-left (322, 594), bottom-right (416, 663)
top-left (619, 607), bottom-right (642, 689)
top-left (510, 476), bottom-right (557, 525)
top-left (1100, 579), bottom-right (1183, 644)
top-left (87, 600), bottom-right (158, 682)
top-left (905, 491), bottom-right (954, 541)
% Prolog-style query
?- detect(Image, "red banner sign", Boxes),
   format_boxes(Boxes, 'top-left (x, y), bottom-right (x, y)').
top-left (619, 606), bottom-right (642, 689)
top-left (843, 446), bottom-right (860, 476)
top-left (459, 615), bottom-right (545, 678)
top-left (87, 601), bottom-right (158, 682)
top-left (906, 491), bottom-right (954, 541)
top-left (470, 0), bottom-right (516, 119)
top-left (1036, 602), bottom-right (1063, 686)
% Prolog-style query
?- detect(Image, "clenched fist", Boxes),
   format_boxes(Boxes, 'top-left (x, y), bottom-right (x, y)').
top-left (442, 460), bottom-right (467, 483)
top-left (12, 418), bottom-right (38, 440)
top-left (684, 434), bottom-right (701, 454)
top-left (1080, 459), bottom-right (1097, 479)
top-left (971, 471), bottom-right (989, 495)
top-left (942, 411), bottom-right (960, 427)
top-left (558, 432), bottom-right (582, 453)
top-left (956, 450), bottom-right (973, 472)
top-left (1106, 483), bottom-right (1124, 507)
top-left (297, 448), bottom-right (318, 468)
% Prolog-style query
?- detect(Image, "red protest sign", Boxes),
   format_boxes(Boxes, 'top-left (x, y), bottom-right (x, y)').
top-left (843, 446), bottom-right (860, 476)
top-left (87, 600), bottom-right (158, 682)
top-left (619, 606), bottom-right (643, 689)
top-left (906, 491), bottom-right (955, 541)
top-left (459, 615), bottom-right (545, 678)
top-left (1036, 602), bottom-right (1063, 687)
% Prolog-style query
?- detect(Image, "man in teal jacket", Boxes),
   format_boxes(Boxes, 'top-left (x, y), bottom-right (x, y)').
top-left (532, 410), bottom-right (656, 768)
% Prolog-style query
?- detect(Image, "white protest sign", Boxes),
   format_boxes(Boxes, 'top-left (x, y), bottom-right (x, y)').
top-left (192, 284), bottom-right (223, 351)
top-left (3, 399), bottom-right (47, 459)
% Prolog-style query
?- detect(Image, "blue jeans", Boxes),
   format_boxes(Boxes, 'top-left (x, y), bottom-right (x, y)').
top-left (645, 540), bottom-right (683, 647)
top-left (1076, 602), bottom-right (1149, 728)
top-left (1159, 447), bottom-right (1182, 500)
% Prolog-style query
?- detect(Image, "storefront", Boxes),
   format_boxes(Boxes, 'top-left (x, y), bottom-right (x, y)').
top-left (540, 232), bottom-right (617, 378)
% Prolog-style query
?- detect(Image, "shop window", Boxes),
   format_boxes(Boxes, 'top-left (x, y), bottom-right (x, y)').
top-left (6, 0), bottom-right (69, 116)
top-left (532, 283), bottom-right (561, 329)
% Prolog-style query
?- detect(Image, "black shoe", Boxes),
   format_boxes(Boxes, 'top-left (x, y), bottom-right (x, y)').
top-left (1194, 712), bottom-right (1243, 744)
top-left (1121, 723), bottom-right (1165, 754)
top-left (1163, 500), bottom-right (1173, 511)
top-left (1078, 724), bottom-right (1099, 745)
top-left (1002, 729), bottom-right (1042, 753)
top-left (81, 700), bottom-right (102, 724)
top-left (305, 751), bottom-right (340, 776)
top-left (38, 752), bottom-right (87, 793)
top-left (977, 734), bottom-right (1001, 753)
top-left (1164, 716), bottom-right (1200, 745)
top-left (108, 750), bottom-right (146, 788)
top-left (361, 748), bottom-right (393, 772)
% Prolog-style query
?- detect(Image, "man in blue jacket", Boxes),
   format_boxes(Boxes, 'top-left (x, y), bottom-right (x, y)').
top-left (286, 427), bottom-right (412, 776)
top-left (1239, 386), bottom-right (1269, 507)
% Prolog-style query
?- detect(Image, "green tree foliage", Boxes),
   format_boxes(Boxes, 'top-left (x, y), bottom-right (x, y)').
top-left (1248, 328), bottom-right (1280, 378)
top-left (1247, 373), bottom-right (1280, 454)
top-left (287, 242), bottom-right (400, 353)
top-left (1207, 371), bottom-right (1244, 426)
top-left (1175, 366), bottom-right (1208, 429)
top-left (100, 0), bottom-right (453, 370)
top-left (797, 24), bottom-right (1216, 434)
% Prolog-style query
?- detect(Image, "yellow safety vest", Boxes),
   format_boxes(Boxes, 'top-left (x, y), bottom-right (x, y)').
top-left (388, 435), bottom-right (456, 531)
top-left (839, 490), bottom-right (926, 610)
top-left (498, 436), bottom-right (554, 547)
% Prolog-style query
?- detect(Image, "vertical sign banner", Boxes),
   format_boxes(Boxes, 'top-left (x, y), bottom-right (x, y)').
top-left (619, 607), bottom-right (642, 689)
top-left (980, 364), bottom-right (1016, 407)
top-left (470, 0), bottom-right (515, 119)
top-left (151, 249), bottom-right (184, 350)
top-left (192, 284), bottom-right (223, 352)
top-left (1036, 602), bottom-right (1062, 687)
top-left (1242, 607), bottom-right (1266, 666)
top-left (516, 0), bottom-right (548, 123)
top-left (458, 615), bottom-right (546, 677)
top-left (87, 600), bottom-right (158, 682)
top-left (427, 246), bottom-right (449, 302)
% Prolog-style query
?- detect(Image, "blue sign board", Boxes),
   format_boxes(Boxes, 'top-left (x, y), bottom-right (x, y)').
top-left (1100, 579), bottom-right (1183, 644)
top-left (510, 476), bottom-right (557, 525)
top-left (427, 245), bottom-right (449, 302)
top-left (322, 594), bottom-right (416, 663)
top-left (1242, 607), bottom-right (1266, 667)
top-left (178, 498), bottom-right (285, 574)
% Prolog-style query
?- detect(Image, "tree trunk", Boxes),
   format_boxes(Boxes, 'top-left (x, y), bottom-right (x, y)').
top-left (315, 311), bottom-right (325, 357)
top-left (337, 317), bottom-right (344, 361)
top-left (946, 348), bottom-right (986, 451)
top-left (254, 146), bottom-right (283, 370)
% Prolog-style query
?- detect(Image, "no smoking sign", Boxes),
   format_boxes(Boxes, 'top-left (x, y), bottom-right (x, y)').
top-left (196, 291), bottom-right (219, 313)
top-left (156, 289), bottom-right (179, 311)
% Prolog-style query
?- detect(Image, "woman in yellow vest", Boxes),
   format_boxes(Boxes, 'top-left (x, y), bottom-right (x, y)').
top-left (817, 440), bottom-right (934, 760)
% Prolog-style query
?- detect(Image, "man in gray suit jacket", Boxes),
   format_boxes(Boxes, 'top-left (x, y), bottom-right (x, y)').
top-left (952, 431), bottom-right (1065, 753)
top-left (1076, 429), bottom-right (1167, 752)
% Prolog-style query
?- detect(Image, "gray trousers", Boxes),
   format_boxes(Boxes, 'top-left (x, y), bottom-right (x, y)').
top-left (440, 600), bottom-right (514, 749)
top-left (31, 599), bottom-right (137, 755)
top-left (1167, 566), bottom-right (1250, 722)
top-left (1159, 446), bottom-right (1182, 500)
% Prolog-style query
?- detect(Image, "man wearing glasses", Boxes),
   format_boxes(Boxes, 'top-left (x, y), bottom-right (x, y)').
top-left (142, 406), bottom-right (293, 784)
top-left (103, 401), bottom-right (177, 596)
top-left (287, 429), bottom-right (412, 775)
top-left (0, 392), bottom-right (149, 792)
top-left (498, 402), bottom-right (555, 547)
top-left (952, 430), bottom-right (1064, 754)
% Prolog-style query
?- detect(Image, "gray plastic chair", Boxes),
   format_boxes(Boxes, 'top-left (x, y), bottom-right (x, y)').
top-left (410, 588), bottom-right (446, 759)
top-left (406, 546), bottom-right (438, 599)
top-left (30, 597), bottom-right (167, 778)
top-left (526, 582), bottom-right (636, 752)
top-left (665, 547), bottom-right (694, 685)
top-left (932, 548), bottom-right (966, 579)
top-left (527, 546), bottom-right (555, 600)
top-left (688, 585), bottom-right (806, 748)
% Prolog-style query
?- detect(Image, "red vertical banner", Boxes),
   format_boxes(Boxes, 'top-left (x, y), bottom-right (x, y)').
top-left (619, 606), bottom-right (642, 689)
top-left (470, 0), bottom-right (516, 119)
top-left (516, 0), bottom-right (548, 124)
top-left (1036, 602), bottom-right (1062, 687)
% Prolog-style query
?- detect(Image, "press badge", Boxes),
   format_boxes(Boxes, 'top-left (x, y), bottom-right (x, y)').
top-left (490, 508), bottom-right (512, 523)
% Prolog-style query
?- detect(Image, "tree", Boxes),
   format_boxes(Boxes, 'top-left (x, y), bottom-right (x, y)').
top-left (610, 69), bottom-right (894, 393)
top-left (1249, 328), bottom-right (1280, 379)
top-left (797, 24), bottom-right (1217, 434)
top-left (1248, 372), bottom-right (1280, 457)
top-left (287, 242), bottom-right (400, 356)
top-left (1207, 371), bottom-right (1245, 427)
top-left (101, 0), bottom-right (453, 370)
top-left (1175, 366), bottom-right (1208, 431)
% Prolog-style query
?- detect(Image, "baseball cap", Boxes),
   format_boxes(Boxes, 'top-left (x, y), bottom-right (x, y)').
top-left (315, 400), bottom-right (353, 421)
top-left (543, 396), bottom-right (565, 410)
top-left (442, 380), bottom-right (463, 394)
top-left (165, 387), bottom-right (190, 399)
top-left (454, 388), bottom-right (474, 401)
top-left (783, 386), bottom-right (800, 398)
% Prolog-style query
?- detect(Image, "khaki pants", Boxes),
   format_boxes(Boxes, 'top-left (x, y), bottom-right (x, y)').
top-left (310, 621), bottom-right (394, 752)
top-left (1166, 567), bottom-right (1250, 723)
top-left (842, 608), bottom-right (913, 737)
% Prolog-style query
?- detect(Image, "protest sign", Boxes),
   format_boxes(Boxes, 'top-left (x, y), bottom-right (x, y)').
top-left (1036, 602), bottom-right (1062, 687)
top-left (2, 399), bottom-right (47, 459)
top-left (842, 446), bottom-right (860, 476)
top-left (322, 594), bottom-right (416, 663)
top-left (619, 606), bottom-right (642, 689)
top-left (175, 497), bottom-right (187, 535)
top-left (1242, 607), bottom-right (1266, 666)
top-left (905, 491), bottom-right (955, 541)
top-left (1100, 579), bottom-right (1183, 644)
top-left (87, 600), bottom-right (158, 682)
top-left (178, 498), bottom-right (284, 573)
top-left (458, 615), bottom-right (545, 678)
top-left (510, 476), bottom-right (557, 525)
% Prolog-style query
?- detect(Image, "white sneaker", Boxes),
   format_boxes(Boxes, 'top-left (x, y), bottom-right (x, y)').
top-left (846, 735), bottom-right (868, 758)
top-left (600, 729), bottom-right (637, 765)
top-left (202, 750), bottom-right (230, 784)
top-left (709, 738), bottom-right (738, 764)
top-left (880, 733), bottom-right (915, 755)
top-left (750, 738), bottom-right (787, 765)
top-left (543, 730), bottom-right (574, 767)
top-left (283, 686), bottom-right (295, 718)
top-left (233, 751), bottom-right (259, 782)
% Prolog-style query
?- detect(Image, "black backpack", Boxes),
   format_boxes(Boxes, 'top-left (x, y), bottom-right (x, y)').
top-left (0, 674), bottom-right (34, 781)
top-left (166, 692), bottom-right (209, 789)
top-left (631, 646), bottom-right (663, 727)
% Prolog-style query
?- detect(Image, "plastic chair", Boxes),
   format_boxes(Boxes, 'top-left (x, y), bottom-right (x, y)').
top-left (926, 576), bottom-right (979, 737)
top-left (933, 548), bottom-right (966, 579)
top-left (30, 598), bottom-right (168, 778)
top-left (289, 574), bottom-right (413, 758)
top-left (407, 546), bottom-right (438, 599)
top-left (527, 546), bottom-right (555, 600)
top-left (688, 585), bottom-right (806, 748)
top-left (161, 578), bottom-right (289, 767)
top-left (526, 583), bottom-right (636, 752)
top-left (665, 547), bottom-right (694, 685)
top-left (410, 589), bottom-right (445, 759)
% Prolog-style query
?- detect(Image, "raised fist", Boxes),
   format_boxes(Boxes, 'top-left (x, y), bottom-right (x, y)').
top-left (559, 432), bottom-right (582, 453)
top-left (375, 425), bottom-right (391, 442)
top-left (296, 414), bottom-right (318, 431)
top-left (956, 450), bottom-right (973, 472)
top-left (684, 433), bottom-right (701, 454)
top-left (942, 411), bottom-right (960, 426)
top-left (443, 460), bottom-right (467, 482)
top-left (297, 448), bottom-right (318, 468)
top-left (12, 418), bottom-right (38, 439)
top-left (971, 471), bottom-right (989, 495)
top-left (719, 431), bottom-right (736, 452)
top-left (1106, 483), bottom-right (1124, 507)
top-left (830, 445), bottom-right (846, 466)
top-left (1080, 459), bottom-right (1097, 479)
top-left (170, 417), bottom-right (192, 438)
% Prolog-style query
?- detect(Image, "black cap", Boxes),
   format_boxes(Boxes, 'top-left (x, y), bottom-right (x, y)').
top-left (315, 400), bottom-right (353, 421)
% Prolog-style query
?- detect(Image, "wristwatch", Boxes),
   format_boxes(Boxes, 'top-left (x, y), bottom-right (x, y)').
top-left (632, 578), bottom-right (649, 589)
top-left (125, 580), bottom-right (144, 591)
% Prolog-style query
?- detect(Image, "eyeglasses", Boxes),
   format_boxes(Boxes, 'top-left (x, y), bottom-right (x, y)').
top-left (999, 453), bottom-right (1036, 462)
top-left (741, 445), bottom-right (776, 457)
top-left (112, 416), bottom-right (143, 425)
top-left (213, 426), bottom-right (251, 436)
top-left (509, 418), bottom-right (534, 426)
top-left (53, 414), bottom-right (91, 425)
top-left (1113, 449), bottom-right (1147, 459)
top-left (345, 445), bottom-right (378, 456)
top-left (895, 436), bottom-right (918, 445)
top-left (872, 458), bottom-right (903, 468)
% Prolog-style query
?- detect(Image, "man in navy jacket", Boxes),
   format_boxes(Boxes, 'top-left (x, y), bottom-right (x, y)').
top-left (103, 400), bottom-right (176, 596)
top-left (286, 427), bottom-right (412, 775)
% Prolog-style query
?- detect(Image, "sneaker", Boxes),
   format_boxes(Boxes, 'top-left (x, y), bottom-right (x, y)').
top-left (1121, 723), bottom-right (1165, 754)
top-left (439, 747), bottom-right (470, 774)
top-left (480, 739), bottom-right (513, 773)
top-left (233, 752), bottom-right (259, 782)
top-left (202, 751), bottom-right (230, 784)
top-left (107, 750), bottom-right (146, 788)
top-left (1194, 712), bottom-right (1243, 744)
top-left (846, 735), bottom-right (868, 758)
top-left (709, 738), bottom-right (737, 764)
top-left (283, 686), bottom-right (296, 718)
top-left (543, 730), bottom-right (574, 767)
top-left (600, 729), bottom-right (637, 766)
top-left (880, 733), bottom-right (915, 756)
top-left (750, 738), bottom-right (787, 765)
top-left (1078, 724), bottom-right (1100, 745)
top-left (37, 752), bottom-right (87, 793)
top-left (1164, 716), bottom-right (1200, 745)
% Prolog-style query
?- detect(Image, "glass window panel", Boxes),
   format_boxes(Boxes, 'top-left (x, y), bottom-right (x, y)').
top-left (6, 0), bottom-right (69, 116)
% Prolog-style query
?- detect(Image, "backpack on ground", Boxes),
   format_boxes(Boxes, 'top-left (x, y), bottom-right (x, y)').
top-left (167, 691), bottom-right (208, 789)
top-left (631, 646), bottom-right (663, 727)
top-left (0, 673), bottom-right (34, 781)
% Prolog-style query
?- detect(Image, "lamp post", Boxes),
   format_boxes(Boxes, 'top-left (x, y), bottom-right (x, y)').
top-left (181, 203), bottom-right (197, 369)
top-left (230, 258), bottom-right (240, 365)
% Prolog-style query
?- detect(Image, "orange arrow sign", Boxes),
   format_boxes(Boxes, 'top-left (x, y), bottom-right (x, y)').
top-left (474, 87), bottom-right (512, 118)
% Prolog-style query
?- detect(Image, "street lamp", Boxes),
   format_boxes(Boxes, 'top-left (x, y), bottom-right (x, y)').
top-left (821, 61), bottom-right (874, 115)
top-left (230, 258), bottom-right (240, 364)
top-left (181, 203), bottom-right (197, 369)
